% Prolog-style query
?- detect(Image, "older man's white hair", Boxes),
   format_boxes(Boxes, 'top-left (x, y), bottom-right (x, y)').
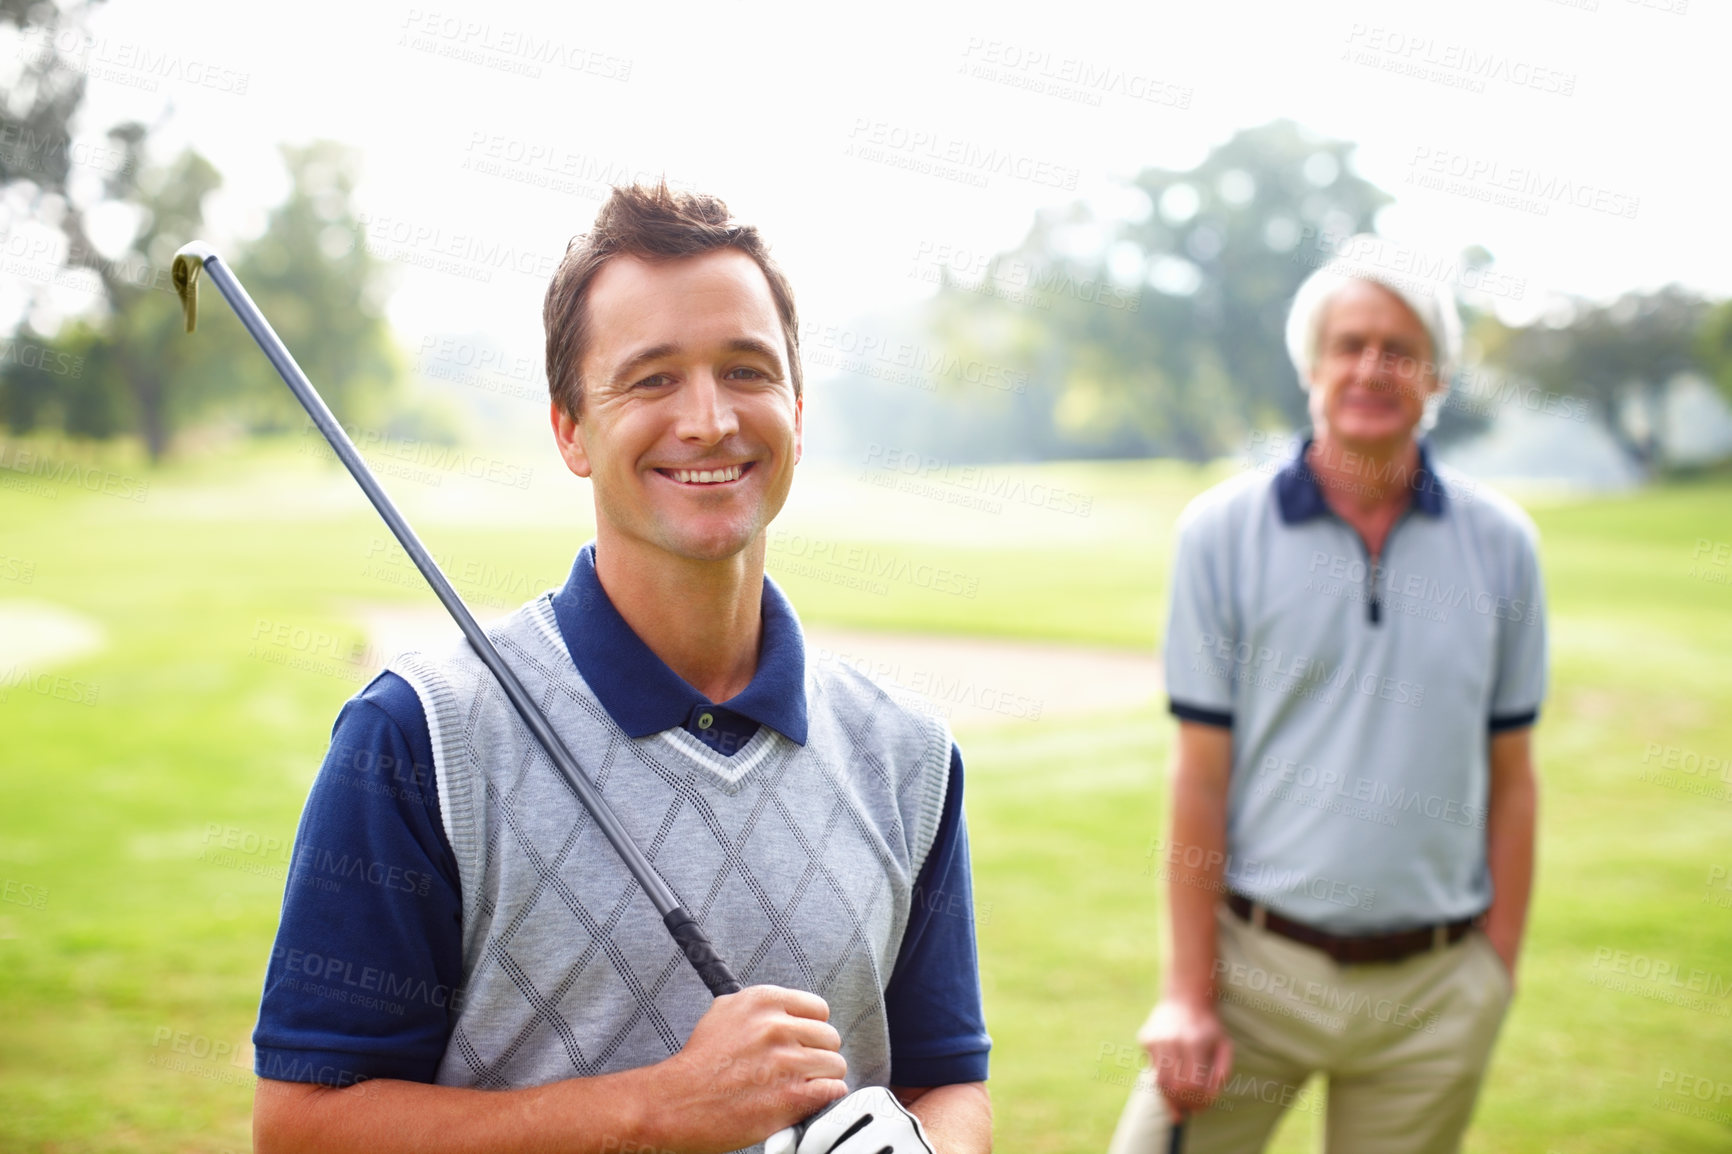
top-left (1283, 234), bottom-right (1463, 432)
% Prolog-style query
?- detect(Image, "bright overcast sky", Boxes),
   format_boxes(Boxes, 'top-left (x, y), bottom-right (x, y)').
top-left (26, 0), bottom-right (1732, 363)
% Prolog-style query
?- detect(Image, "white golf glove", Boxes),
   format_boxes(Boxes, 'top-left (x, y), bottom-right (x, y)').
top-left (763, 1086), bottom-right (935, 1154)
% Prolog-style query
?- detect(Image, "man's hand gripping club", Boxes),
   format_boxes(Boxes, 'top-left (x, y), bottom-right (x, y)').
top-left (668, 987), bottom-right (932, 1154)
top-left (660, 986), bottom-right (845, 1152)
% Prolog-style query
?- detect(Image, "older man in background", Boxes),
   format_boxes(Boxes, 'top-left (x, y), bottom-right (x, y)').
top-left (1110, 240), bottom-right (1545, 1153)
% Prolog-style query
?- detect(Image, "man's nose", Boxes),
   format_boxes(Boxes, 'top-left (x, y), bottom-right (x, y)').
top-left (674, 371), bottom-right (739, 443)
top-left (1355, 346), bottom-right (1392, 386)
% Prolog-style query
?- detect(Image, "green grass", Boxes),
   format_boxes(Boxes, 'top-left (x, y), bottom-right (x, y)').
top-left (2, 438), bottom-right (1730, 1151)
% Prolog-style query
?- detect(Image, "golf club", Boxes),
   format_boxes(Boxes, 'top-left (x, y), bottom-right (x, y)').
top-left (171, 241), bottom-right (743, 999)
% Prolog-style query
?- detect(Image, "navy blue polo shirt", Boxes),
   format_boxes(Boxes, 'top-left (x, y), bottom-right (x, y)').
top-left (254, 545), bottom-right (990, 1087)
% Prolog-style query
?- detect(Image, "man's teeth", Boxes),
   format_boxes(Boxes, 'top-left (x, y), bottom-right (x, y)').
top-left (670, 465), bottom-right (743, 484)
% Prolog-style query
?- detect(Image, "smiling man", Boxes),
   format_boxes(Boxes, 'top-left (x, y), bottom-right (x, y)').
top-left (1109, 242), bottom-right (1546, 1153)
top-left (250, 184), bottom-right (991, 1154)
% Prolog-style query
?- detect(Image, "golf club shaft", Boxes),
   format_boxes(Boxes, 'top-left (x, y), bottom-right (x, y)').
top-left (174, 242), bottom-right (742, 998)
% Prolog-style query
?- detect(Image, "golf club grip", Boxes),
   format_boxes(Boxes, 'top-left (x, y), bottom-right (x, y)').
top-left (1167, 1118), bottom-right (1185, 1154)
top-left (663, 908), bottom-right (743, 996)
top-left (175, 244), bottom-right (748, 999)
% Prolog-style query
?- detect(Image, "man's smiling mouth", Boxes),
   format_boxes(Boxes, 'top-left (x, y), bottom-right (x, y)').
top-left (660, 464), bottom-right (749, 485)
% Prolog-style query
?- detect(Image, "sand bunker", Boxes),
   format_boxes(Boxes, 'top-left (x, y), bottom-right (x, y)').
top-left (0, 601), bottom-right (106, 671)
top-left (350, 604), bottom-right (1159, 730)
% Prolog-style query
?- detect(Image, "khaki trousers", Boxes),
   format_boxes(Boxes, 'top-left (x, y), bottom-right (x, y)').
top-left (1108, 905), bottom-right (1512, 1154)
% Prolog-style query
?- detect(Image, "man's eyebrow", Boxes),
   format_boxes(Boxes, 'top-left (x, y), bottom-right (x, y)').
top-left (724, 336), bottom-right (787, 369)
top-left (606, 338), bottom-right (785, 387)
top-left (607, 343), bottom-right (680, 388)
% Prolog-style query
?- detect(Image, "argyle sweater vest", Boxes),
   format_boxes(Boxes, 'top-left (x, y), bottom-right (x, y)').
top-left (388, 594), bottom-right (953, 1100)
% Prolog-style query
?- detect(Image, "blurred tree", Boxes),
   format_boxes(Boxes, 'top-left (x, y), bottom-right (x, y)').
top-left (2, 0), bottom-right (144, 447)
top-left (1698, 297), bottom-right (1732, 408)
top-left (228, 141), bottom-right (402, 435)
top-left (0, 0), bottom-right (207, 458)
top-left (2, 0), bottom-right (131, 342)
top-left (0, 320), bottom-right (117, 437)
top-left (0, 0), bottom-right (117, 216)
top-left (926, 120), bottom-right (1400, 461)
top-left (0, 0), bottom-right (170, 335)
top-left (2, 141), bottom-right (401, 459)
top-left (1, 144), bottom-right (248, 459)
top-left (1483, 286), bottom-right (1709, 472)
top-left (2, 7), bottom-right (400, 457)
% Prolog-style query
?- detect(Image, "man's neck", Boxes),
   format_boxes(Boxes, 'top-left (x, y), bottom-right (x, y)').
top-left (592, 535), bottom-right (765, 705)
top-left (1307, 432), bottom-right (1422, 519)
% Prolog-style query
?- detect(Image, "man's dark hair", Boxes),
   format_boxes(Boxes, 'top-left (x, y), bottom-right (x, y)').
top-left (543, 182), bottom-right (802, 417)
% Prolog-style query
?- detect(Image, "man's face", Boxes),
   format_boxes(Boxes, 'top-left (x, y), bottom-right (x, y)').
top-left (1307, 280), bottom-right (1439, 449)
top-left (552, 248), bottom-right (802, 566)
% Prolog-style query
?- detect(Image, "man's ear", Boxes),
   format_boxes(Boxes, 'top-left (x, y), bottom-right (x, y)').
top-left (551, 400), bottom-right (592, 478)
top-left (794, 391), bottom-right (803, 466)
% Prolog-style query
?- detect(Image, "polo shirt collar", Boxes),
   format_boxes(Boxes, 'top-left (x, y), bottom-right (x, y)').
top-left (547, 543), bottom-right (809, 745)
top-left (1274, 436), bottom-right (1447, 525)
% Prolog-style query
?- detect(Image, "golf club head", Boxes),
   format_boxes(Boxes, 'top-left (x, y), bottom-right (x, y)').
top-left (172, 241), bottom-right (217, 333)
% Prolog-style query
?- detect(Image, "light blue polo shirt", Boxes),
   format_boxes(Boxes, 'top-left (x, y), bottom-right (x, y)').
top-left (1164, 436), bottom-right (1547, 932)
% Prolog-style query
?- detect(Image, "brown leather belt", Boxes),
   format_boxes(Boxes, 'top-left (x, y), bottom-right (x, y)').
top-left (1226, 892), bottom-right (1478, 965)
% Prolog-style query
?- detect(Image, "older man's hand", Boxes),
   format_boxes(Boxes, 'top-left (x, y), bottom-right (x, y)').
top-left (1140, 996), bottom-right (1234, 1120)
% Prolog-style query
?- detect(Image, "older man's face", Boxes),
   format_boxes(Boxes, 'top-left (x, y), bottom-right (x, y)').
top-left (1308, 281), bottom-right (1440, 451)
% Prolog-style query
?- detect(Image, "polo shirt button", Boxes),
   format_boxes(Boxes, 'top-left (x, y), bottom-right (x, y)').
top-left (698, 712), bottom-right (714, 730)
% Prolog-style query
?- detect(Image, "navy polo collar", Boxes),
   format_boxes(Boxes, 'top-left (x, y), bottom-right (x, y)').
top-left (1275, 437), bottom-right (1448, 525)
top-left (547, 543), bottom-right (809, 745)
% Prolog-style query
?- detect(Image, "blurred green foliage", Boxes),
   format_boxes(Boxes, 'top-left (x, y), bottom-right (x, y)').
top-left (1, 141), bottom-right (401, 460)
top-left (0, 2), bottom-right (400, 460)
top-left (1483, 286), bottom-right (1712, 472)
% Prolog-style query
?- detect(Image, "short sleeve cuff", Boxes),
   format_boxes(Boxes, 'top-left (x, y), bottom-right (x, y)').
top-left (1169, 699), bottom-right (1233, 728)
top-left (1489, 708), bottom-right (1539, 733)
top-left (889, 1043), bottom-right (991, 1088)
top-left (254, 1045), bottom-right (407, 1087)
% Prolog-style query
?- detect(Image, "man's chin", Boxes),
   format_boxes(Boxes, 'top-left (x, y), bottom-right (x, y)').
top-left (1325, 417), bottom-right (1418, 452)
top-left (657, 526), bottom-right (764, 566)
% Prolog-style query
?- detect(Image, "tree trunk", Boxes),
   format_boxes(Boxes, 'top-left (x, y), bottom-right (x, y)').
top-left (1600, 396), bottom-right (1653, 477)
top-left (130, 359), bottom-right (167, 463)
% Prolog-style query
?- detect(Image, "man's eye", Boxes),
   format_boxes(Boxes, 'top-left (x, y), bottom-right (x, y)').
top-left (725, 366), bottom-right (767, 381)
top-left (634, 373), bottom-right (674, 389)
